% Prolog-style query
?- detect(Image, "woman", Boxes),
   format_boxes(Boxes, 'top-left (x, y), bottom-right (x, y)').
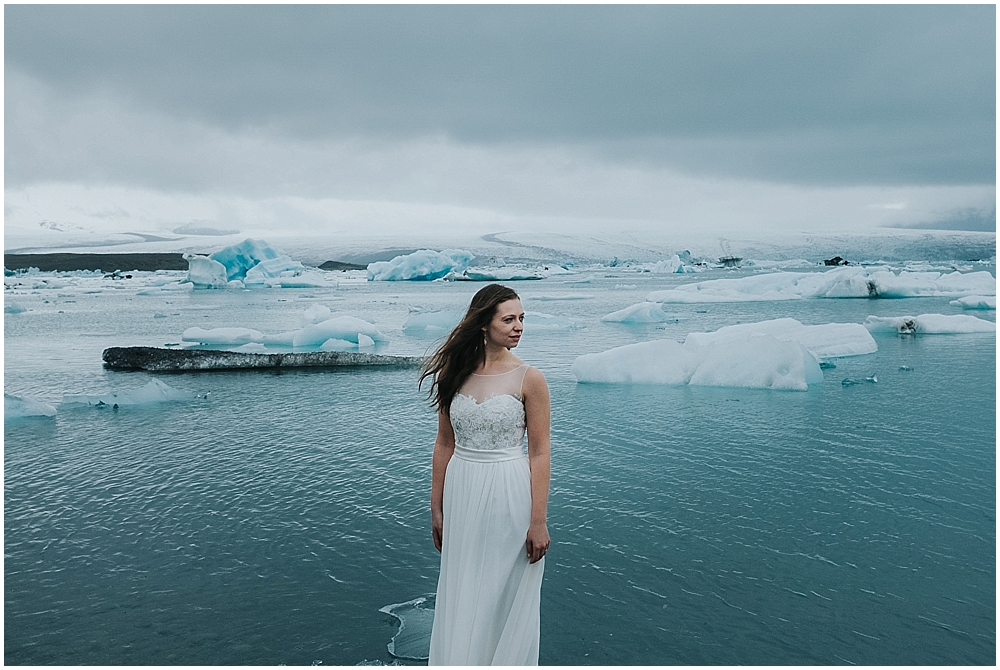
top-left (420, 284), bottom-right (551, 666)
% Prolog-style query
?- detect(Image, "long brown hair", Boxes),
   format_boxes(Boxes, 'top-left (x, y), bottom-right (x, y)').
top-left (419, 283), bottom-right (520, 414)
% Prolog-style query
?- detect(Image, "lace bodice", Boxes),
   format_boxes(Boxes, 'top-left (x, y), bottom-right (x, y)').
top-left (449, 364), bottom-right (529, 451)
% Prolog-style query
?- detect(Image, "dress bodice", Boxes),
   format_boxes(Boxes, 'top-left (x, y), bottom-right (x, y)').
top-left (449, 364), bottom-right (529, 451)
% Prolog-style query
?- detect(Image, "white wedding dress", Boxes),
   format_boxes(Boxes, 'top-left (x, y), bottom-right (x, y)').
top-left (428, 364), bottom-right (544, 666)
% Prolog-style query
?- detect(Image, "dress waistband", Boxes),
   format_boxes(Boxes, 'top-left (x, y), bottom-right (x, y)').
top-left (453, 444), bottom-right (526, 463)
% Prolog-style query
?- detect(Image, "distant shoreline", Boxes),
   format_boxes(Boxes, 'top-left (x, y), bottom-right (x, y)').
top-left (3, 253), bottom-right (367, 273)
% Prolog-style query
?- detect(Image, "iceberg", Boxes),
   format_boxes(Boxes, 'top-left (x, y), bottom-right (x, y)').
top-left (367, 249), bottom-right (474, 281)
top-left (572, 335), bottom-right (823, 391)
top-left (648, 254), bottom-right (700, 274)
top-left (291, 315), bottom-right (388, 347)
top-left (62, 379), bottom-right (194, 407)
top-left (601, 302), bottom-right (672, 323)
top-left (449, 267), bottom-right (546, 281)
top-left (182, 327), bottom-right (265, 345)
top-left (684, 318), bottom-right (877, 359)
top-left (209, 238), bottom-right (284, 280)
top-left (5, 393), bottom-right (57, 421)
top-left (183, 254), bottom-right (229, 288)
top-left (5, 301), bottom-right (27, 314)
top-left (950, 295), bottom-right (996, 310)
top-left (302, 304), bottom-right (333, 326)
top-left (863, 314), bottom-right (996, 334)
top-left (525, 312), bottom-right (577, 330)
top-left (402, 310), bottom-right (463, 333)
top-left (646, 266), bottom-right (996, 303)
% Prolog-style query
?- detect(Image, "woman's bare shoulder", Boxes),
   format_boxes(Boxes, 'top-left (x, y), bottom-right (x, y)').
top-left (522, 366), bottom-right (549, 395)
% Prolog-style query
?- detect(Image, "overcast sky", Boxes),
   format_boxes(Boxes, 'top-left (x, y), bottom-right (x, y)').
top-left (4, 4), bottom-right (996, 241)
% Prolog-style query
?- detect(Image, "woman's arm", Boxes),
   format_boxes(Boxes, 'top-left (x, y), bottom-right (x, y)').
top-left (431, 409), bottom-right (456, 552)
top-left (523, 367), bottom-right (551, 564)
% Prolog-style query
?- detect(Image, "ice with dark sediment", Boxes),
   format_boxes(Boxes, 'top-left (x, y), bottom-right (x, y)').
top-left (863, 314), bottom-right (996, 334)
top-left (367, 249), bottom-right (473, 281)
top-left (645, 266), bottom-right (996, 303)
top-left (5, 393), bottom-right (58, 421)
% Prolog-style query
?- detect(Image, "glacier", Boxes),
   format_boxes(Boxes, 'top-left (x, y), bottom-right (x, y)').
top-left (367, 249), bottom-right (474, 281)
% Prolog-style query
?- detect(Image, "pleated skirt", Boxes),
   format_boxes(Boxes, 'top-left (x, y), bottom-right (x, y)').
top-left (428, 446), bottom-right (544, 666)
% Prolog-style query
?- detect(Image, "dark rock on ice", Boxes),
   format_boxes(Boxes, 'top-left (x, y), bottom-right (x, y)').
top-left (823, 256), bottom-right (850, 266)
top-left (103, 346), bottom-right (424, 372)
top-left (318, 260), bottom-right (367, 271)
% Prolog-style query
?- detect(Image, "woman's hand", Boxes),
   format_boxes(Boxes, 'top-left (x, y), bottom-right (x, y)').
top-left (432, 509), bottom-right (444, 552)
top-left (526, 521), bottom-right (550, 564)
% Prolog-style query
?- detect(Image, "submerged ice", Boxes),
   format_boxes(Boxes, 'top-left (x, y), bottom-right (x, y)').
top-left (61, 379), bottom-right (194, 407)
top-left (5, 393), bottom-right (58, 421)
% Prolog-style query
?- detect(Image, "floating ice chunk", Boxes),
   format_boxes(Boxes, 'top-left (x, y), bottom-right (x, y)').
top-left (648, 255), bottom-right (699, 274)
top-left (260, 274), bottom-right (330, 289)
top-left (572, 335), bottom-right (823, 391)
top-left (243, 256), bottom-right (307, 284)
top-left (358, 333), bottom-right (375, 348)
top-left (646, 267), bottom-right (996, 303)
top-left (367, 249), bottom-right (474, 281)
top-left (5, 393), bottom-right (57, 420)
top-left (302, 304), bottom-right (333, 326)
top-left (182, 327), bottom-right (265, 345)
top-left (137, 283), bottom-right (194, 295)
top-left (950, 295), bottom-right (996, 310)
top-left (451, 267), bottom-right (546, 281)
top-left (5, 301), bottom-right (27, 314)
top-left (685, 317), bottom-right (877, 359)
top-left (62, 379), bottom-right (194, 407)
top-left (526, 294), bottom-right (594, 301)
top-left (319, 337), bottom-right (357, 351)
top-left (863, 314), bottom-right (996, 334)
top-left (379, 597), bottom-right (435, 661)
top-left (402, 310), bottom-right (463, 333)
top-left (292, 315), bottom-right (388, 347)
top-left (209, 238), bottom-right (285, 280)
top-left (183, 254), bottom-right (229, 288)
top-left (525, 312), bottom-right (577, 330)
top-left (601, 302), bottom-right (671, 323)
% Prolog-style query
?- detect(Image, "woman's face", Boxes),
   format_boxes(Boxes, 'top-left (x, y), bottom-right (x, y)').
top-left (485, 298), bottom-right (524, 349)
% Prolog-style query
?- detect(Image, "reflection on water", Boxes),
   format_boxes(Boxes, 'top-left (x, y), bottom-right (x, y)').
top-left (5, 271), bottom-right (995, 664)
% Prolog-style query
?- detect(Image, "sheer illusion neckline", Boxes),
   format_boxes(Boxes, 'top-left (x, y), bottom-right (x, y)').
top-left (470, 363), bottom-right (528, 377)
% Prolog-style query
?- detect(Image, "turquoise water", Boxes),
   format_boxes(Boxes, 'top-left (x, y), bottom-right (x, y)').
top-left (5, 267), bottom-right (995, 664)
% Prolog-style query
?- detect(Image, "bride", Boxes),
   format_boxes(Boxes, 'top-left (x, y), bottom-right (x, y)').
top-left (420, 284), bottom-right (551, 666)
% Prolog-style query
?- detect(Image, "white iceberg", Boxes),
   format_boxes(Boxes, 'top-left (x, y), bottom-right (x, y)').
top-left (685, 317), bottom-right (877, 359)
top-left (243, 256), bottom-right (307, 285)
top-left (646, 267), bottom-right (996, 303)
top-left (182, 327), bottom-right (265, 345)
top-left (572, 335), bottom-right (823, 391)
top-left (183, 254), bottom-right (229, 288)
top-left (5, 393), bottom-right (57, 420)
top-left (62, 379), bottom-right (194, 407)
top-left (525, 312), bottom-right (577, 330)
top-left (291, 315), bottom-right (388, 347)
top-left (302, 304), bottom-right (333, 326)
top-left (950, 295), bottom-right (996, 310)
top-left (863, 314), bottom-right (996, 334)
top-left (402, 310), bottom-right (463, 333)
top-left (601, 302), bottom-right (672, 323)
top-left (367, 249), bottom-right (474, 281)
top-left (648, 254), bottom-right (700, 274)
top-left (450, 267), bottom-right (546, 281)
top-left (5, 301), bottom-right (27, 314)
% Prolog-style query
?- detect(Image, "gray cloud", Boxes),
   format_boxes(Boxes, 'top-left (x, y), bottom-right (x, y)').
top-left (6, 4), bottom-right (995, 187)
